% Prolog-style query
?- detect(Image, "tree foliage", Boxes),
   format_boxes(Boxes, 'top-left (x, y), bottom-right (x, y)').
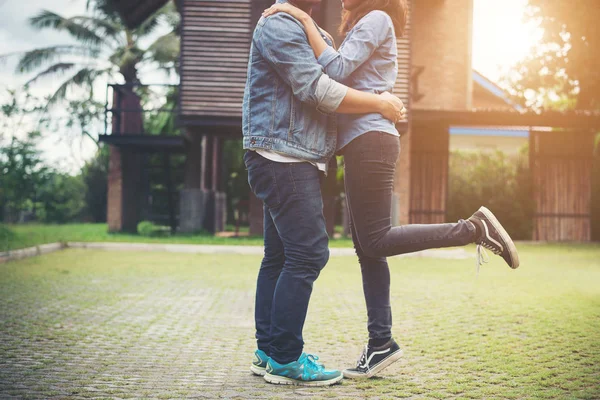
top-left (509, 1), bottom-right (600, 110)
top-left (1, 92), bottom-right (103, 224)
top-left (1, 0), bottom-right (180, 105)
top-left (37, 173), bottom-right (86, 223)
top-left (0, 133), bottom-right (49, 222)
top-left (81, 147), bottom-right (109, 223)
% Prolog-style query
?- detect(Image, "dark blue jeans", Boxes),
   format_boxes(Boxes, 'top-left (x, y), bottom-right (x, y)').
top-left (244, 150), bottom-right (329, 365)
top-left (342, 131), bottom-right (476, 340)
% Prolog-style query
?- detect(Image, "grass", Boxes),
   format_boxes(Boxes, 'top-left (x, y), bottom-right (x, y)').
top-left (1, 223), bottom-right (355, 252)
top-left (0, 244), bottom-right (599, 399)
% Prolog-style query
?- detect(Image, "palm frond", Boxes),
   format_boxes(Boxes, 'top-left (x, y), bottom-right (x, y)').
top-left (135, 2), bottom-right (179, 38)
top-left (48, 68), bottom-right (109, 104)
top-left (134, 13), bottom-right (161, 38)
top-left (69, 16), bottom-right (124, 42)
top-left (29, 10), bottom-right (106, 47)
top-left (146, 31), bottom-right (179, 67)
top-left (0, 51), bottom-right (24, 66)
top-left (25, 63), bottom-right (76, 86)
top-left (164, 2), bottom-right (181, 30)
top-left (86, 0), bottom-right (122, 21)
top-left (16, 45), bottom-right (99, 74)
top-left (110, 46), bottom-right (144, 72)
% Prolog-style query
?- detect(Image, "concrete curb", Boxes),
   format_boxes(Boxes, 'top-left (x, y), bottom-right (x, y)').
top-left (1, 242), bottom-right (473, 263)
top-left (0, 242), bottom-right (67, 264)
top-left (67, 242), bottom-right (268, 255)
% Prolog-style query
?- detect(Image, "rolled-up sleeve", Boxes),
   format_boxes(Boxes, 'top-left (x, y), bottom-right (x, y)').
top-left (256, 14), bottom-right (348, 114)
top-left (317, 46), bottom-right (339, 70)
top-left (314, 74), bottom-right (348, 114)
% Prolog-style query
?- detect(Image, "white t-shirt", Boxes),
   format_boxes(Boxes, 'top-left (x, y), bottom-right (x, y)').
top-left (255, 149), bottom-right (328, 174)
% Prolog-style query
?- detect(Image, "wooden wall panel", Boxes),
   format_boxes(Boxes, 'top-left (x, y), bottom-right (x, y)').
top-left (180, 0), bottom-right (253, 119)
top-left (393, 0), bottom-right (411, 114)
top-left (531, 130), bottom-right (595, 241)
top-left (180, 1), bottom-right (412, 125)
top-left (409, 122), bottom-right (449, 224)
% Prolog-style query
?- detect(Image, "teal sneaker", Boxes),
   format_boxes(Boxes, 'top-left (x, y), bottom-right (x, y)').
top-left (250, 349), bottom-right (269, 376)
top-left (264, 353), bottom-right (343, 386)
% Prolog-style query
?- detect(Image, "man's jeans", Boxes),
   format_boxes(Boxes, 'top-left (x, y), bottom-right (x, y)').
top-left (244, 150), bottom-right (329, 364)
top-left (342, 131), bottom-right (476, 340)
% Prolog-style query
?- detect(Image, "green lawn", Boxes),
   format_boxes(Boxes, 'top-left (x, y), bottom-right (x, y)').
top-left (0, 244), bottom-right (599, 399)
top-left (1, 223), bottom-right (355, 252)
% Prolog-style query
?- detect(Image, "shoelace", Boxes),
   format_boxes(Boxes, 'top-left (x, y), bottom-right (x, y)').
top-left (356, 345), bottom-right (369, 368)
top-left (475, 241), bottom-right (500, 276)
top-left (305, 354), bottom-right (324, 372)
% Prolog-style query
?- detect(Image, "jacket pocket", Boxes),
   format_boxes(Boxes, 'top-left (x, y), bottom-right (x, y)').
top-left (288, 97), bottom-right (304, 142)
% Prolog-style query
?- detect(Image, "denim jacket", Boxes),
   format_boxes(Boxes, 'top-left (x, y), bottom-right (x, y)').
top-left (242, 0), bottom-right (348, 163)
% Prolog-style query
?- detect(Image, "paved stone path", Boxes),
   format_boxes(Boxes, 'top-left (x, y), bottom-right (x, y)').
top-left (1, 247), bottom-right (599, 399)
top-left (1, 249), bottom-right (403, 399)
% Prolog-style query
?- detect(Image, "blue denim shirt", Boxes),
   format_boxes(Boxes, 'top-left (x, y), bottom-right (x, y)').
top-left (317, 10), bottom-right (399, 151)
top-left (242, 1), bottom-right (348, 163)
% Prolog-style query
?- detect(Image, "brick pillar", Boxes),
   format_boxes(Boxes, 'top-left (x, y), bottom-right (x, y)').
top-left (107, 147), bottom-right (123, 232)
top-left (106, 87), bottom-right (143, 233)
top-left (411, 0), bottom-right (473, 110)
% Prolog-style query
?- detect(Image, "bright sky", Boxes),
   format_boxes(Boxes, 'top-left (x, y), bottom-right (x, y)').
top-left (473, 0), bottom-right (542, 82)
top-left (0, 0), bottom-right (542, 173)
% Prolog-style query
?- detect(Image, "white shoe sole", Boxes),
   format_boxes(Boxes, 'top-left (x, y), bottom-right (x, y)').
top-left (250, 365), bottom-right (266, 376)
top-left (479, 206), bottom-right (520, 269)
top-left (343, 349), bottom-right (403, 379)
top-left (264, 372), bottom-right (343, 386)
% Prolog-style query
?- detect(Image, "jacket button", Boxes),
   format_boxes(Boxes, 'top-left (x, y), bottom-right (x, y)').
top-left (251, 138), bottom-right (256, 144)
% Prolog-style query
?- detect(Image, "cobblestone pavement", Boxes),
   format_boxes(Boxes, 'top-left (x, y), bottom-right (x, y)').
top-left (1, 247), bottom-right (599, 399)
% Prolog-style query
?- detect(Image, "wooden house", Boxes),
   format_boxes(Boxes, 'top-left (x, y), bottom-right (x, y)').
top-left (103, 0), bottom-right (600, 241)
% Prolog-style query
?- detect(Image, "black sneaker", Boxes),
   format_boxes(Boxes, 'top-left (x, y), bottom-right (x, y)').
top-left (343, 339), bottom-right (403, 379)
top-left (468, 206), bottom-right (520, 270)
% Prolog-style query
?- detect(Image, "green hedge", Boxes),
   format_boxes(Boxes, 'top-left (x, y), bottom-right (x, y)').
top-left (136, 221), bottom-right (170, 237)
top-left (0, 224), bottom-right (16, 251)
top-left (592, 135), bottom-right (600, 241)
top-left (447, 149), bottom-right (534, 240)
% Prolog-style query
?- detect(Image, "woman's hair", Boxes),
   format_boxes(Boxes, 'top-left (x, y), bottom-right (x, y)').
top-left (339, 0), bottom-right (408, 38)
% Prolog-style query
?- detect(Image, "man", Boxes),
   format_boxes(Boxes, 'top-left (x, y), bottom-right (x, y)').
top-left (243, 0), bottom-right (405, 387)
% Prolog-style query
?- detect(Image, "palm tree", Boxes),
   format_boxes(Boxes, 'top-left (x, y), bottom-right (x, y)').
top-left (4, 0), bottom-right (180, 105)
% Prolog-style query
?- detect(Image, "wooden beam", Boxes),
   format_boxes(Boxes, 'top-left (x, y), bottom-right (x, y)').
top-left (412, 109), bottom-right (600, 130)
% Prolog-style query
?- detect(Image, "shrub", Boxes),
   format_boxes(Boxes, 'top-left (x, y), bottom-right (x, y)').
top-left (137, 221), bottom-right (158, 237)
top-left (0, 224), bottom-right (16, 251)
top-left (592, 134), bottom-right (600, 241)
top-left (447, 148), bottom-right (534, 240)
top-left (137, 221), bottom-right (171, 237)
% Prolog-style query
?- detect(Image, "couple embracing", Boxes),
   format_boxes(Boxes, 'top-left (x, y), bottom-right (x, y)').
top-left (242, 0), bottom-right (519, 386)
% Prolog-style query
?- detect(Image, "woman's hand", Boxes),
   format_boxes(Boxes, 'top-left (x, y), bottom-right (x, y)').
top-left (378, 92), bottom-right (407, 123)
top-left (262, 3), bottom-right (310, 23)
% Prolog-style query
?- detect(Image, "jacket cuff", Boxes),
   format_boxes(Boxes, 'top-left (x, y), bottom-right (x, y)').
top-left (314, 74), bottom-right (348, 114)
top-left (317, 46), bottom-right (339, 69)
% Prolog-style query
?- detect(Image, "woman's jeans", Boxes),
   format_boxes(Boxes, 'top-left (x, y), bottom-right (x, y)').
top-left (342, 131), bottom-right (476, 340)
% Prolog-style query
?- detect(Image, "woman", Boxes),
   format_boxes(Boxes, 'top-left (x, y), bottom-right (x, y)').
top-left (262, 0), bottom-right (519, 379)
